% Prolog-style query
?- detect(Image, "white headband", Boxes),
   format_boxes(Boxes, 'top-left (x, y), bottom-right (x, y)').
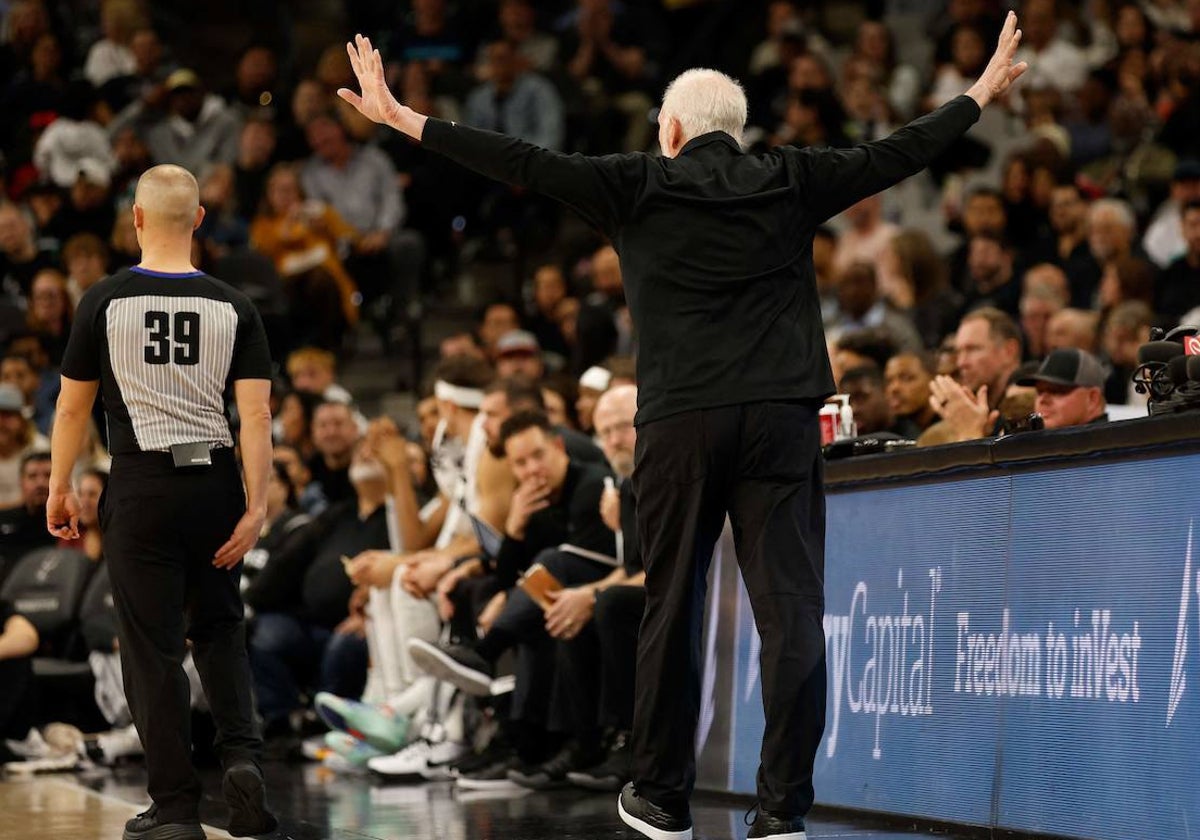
top-left (435, 380), bottom-right (484, 409)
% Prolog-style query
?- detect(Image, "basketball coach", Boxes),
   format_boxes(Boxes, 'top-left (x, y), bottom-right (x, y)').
top-left (339, 14), bottom-right (1027, 840)
top-left (47, 165), bottom-right (277, 840)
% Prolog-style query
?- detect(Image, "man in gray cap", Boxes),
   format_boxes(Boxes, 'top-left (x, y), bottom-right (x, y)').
top-left (495, 329), bottom-right (545, 380)
top-left (1018, 348), bottom-right (1109, 429)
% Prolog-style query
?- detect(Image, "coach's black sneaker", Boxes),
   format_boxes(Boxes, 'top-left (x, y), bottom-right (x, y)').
top-left (508, 740), bottom-right (604, 790)
top-left (122, 805), bottom-right (205, 840)
top-left (222, 761), bottom-right (279, 837)
top-left (456, 751), bottom-right (524, 791)
top-left (747, 807), bottom-right (807, 839)
top-left (407, 638), bottom-right (494, 696)
top-left (568, 730), bottom-right (632, 791)
top-left (617, 782), bottom-right (693, 840)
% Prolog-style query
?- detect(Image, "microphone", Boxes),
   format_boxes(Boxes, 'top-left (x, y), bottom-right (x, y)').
top-left (1168, 355), bottom-right (1191, 387)
top-left (1137, 340), bottom-right (1184, 364)
top-left (1132, 340), bottom-right (1183, 402)
top-left (1189, 355), bottom-right (1200, 383)
top-left (1164, 324), bottom-right (1199, 343)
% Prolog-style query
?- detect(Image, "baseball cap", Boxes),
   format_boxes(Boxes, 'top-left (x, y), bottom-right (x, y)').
top-left (579, 365), bottom-right (612, 392)
top-left (1173, 159), bottom-right (1200, 182)
top-left (75, 157), bottom-right (112, 189)
top-left (496, 330), bottom-right (539, 357)
top-left (0, 384), bottom-right (26, 413)
top-left (1017, 348), bottom-right (1108, 389)
top-left (165, 68), bottom-right (202, 92)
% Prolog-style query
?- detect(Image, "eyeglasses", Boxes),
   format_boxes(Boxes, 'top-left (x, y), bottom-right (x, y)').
top-left (595, 420), bottom-right (634, 440)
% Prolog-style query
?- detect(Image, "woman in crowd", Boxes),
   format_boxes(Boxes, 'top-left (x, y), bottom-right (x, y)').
top-left (250, 163), bottom-right (360, 349)
top-left (26, 268), bottom-right (72, 365)
top-left (879, 229), bottom-right (965, 350)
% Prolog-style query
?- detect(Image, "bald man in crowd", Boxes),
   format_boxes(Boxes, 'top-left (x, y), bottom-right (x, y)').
top-left (340, 16), bottom-right (1026, 840)
top-left (48, 165), bottom-right (277, 840)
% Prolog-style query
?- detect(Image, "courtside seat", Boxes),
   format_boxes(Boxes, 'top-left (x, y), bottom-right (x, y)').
top-left (1, 548), bottom-right (105, 728)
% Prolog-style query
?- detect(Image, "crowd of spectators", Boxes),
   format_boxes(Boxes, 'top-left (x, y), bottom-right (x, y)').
top-left (1, 0), bottom-right (1200, 795)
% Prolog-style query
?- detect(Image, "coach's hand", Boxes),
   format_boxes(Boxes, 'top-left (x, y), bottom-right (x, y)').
top-left (213, 510), bottom-right (265, 569)
top-left (545, 588), bottom-right (595, 640)
top-left (339, 35), bottom-right (428, 141)
top-left (966, 11), bottom-right (1028, 109)
top-left (46, 489), bottom-right (82, 540)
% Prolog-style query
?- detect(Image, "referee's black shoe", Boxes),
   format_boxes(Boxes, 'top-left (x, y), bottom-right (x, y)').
top-left (617, 782), bottom-right (693, 840)
top-left (223, 761), bottom-right (279, 837)
top-left (122, 805), bottom-right (204, 840)
top-left (747, 806), bottom-right (807, 839)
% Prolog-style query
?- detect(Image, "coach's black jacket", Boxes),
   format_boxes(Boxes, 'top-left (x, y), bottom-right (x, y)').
top-left (423, 95), bottom-right (981, 424)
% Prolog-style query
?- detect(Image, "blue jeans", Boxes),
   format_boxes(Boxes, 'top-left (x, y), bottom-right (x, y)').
top-left (248, 612), bottom-right (367, 725)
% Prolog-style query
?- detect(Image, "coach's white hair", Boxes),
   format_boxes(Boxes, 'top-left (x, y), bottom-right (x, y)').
top-left (660, 68), bottom-right (748, 146)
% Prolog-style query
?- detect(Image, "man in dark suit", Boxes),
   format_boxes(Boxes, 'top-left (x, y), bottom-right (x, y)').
top-left (338, 17), bottom-right (1027, 840)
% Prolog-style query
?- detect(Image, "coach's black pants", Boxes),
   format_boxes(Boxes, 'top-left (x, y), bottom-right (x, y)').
top-left (631, 402), bottom-right (826, 817)
top-left (481, 549), bottom-right (611, 728)
top-left (555, 584), bottom-right (645, 739)
top-left (102, 449), bottom-right (262, 822)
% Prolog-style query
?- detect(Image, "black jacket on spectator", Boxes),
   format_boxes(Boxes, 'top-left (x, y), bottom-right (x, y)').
top-left (1156, 255), bottom-right (1200, 322)
top-left (560, 426), bottom-right (608, 467)
top-left (492, 460), bottom-right (615, 589)
top-left (0, 504), bottom-right (56, 587)
top-left (244, 500), bottom-right (388, 630)
top-left (0, 249), bottom-right (58, 301)
top-left (306, 456), bottom-right (353, 507)
top-left (422, 95), bottom-right (982, 424)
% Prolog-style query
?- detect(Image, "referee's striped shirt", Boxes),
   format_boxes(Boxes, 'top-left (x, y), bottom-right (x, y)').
top-left (60, 266), bottom-right (272, 455)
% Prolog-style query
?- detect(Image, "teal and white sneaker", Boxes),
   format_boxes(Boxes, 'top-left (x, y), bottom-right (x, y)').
top-left (323, 731), bottom-right (385, 771)
top-left (314, 692), bottom-right (410, 753)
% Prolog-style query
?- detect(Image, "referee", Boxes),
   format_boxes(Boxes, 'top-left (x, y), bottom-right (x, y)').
top-left (339, 14), bottom-right (1024, 840)
top-left (47, 165), bottom-right (277, 840)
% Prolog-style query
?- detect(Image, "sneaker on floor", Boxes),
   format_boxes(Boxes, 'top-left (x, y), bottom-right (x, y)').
top-left (42, 723), bottom-right (86, 757)
top-left (368, 738), bottom-right (467, 781)
top-left (4, 752), bottom-right (80, 775)
top-left (617, 782), bottom-right (693, 840)
top-left (323, 732), bottom-right (384, 768)
top-left (314, 692), bottom-right (409, 754)
top-left (300, 734), bottom-right (329, 762)
top-left (455, 750), bottom-right (524, 791)
top-left (508, 741), bottom-right (604, 791)
top-left (449, 731), bottom-right (512, 778)
top-left (406, 639), bottom-right (494, 696)
top-left (222, 761), bottom-right (279, 838)
top-left (122, 805), bottom-right (205, 840)
top-left (5, 728), bottom-right (52, 760)
top-left (419, 739), bottom-right (468, 780)
top-left (88, 725), bottom-right (144, 766)
top-left (747, 808), bottom-right (807, 840)
top-left (567, 731), bottom-right (632, 792)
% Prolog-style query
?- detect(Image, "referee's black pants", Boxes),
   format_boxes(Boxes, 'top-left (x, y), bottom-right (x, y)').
top-left (630, 401), bottom-right (826, 818)
top-left (101, 449), bottom-right (262, 821)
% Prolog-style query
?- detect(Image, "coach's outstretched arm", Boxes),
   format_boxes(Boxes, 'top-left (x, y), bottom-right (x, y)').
top-left (796, 10), bottom-right (1028, 224)
top-left (337, 35), bottom-right (639, 238)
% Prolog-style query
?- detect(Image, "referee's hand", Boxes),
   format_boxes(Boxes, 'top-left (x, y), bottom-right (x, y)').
top-left (46, 490), bottom-right (82, 540)
top-left (213, 510), bottom-right (266, 569)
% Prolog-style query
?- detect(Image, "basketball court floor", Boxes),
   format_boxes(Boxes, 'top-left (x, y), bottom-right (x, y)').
top-left (0, 761), bottom-right (974, 840)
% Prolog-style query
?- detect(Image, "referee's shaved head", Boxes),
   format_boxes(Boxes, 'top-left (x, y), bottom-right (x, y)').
top-left (134, 164), bottom-right (200, 231)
